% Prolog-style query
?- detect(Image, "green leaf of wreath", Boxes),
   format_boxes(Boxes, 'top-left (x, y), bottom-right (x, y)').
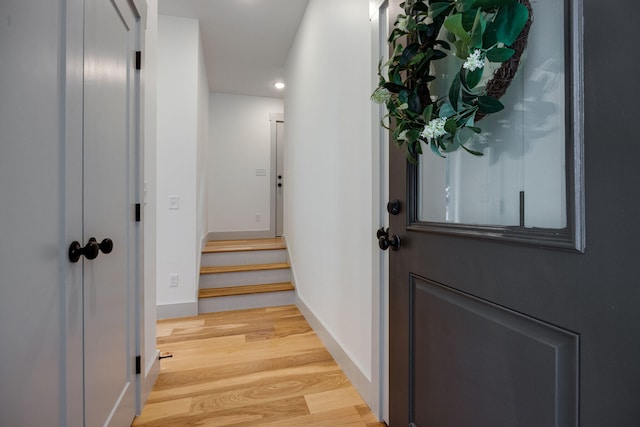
top-left (383, 82), bottom-right (407, 94)
top-left (443, 138), bottom-right (460, 153)
top-left (430, 140), bottom-right (445, 158)
top-left (461, 88), bottom-right (477, 104)
top-left (470, 9), bottom-right (487, 48)
top-left (439, 103), bottom-right (456, 119)
top-left (459, 143), bottom-right (483, 156)
top-left (463, 67), bottom-right (483, 90)
top-left (399, 43), bottom-right (420, 66)
top-left (398, 90), bottom-right (409, 105)
top-left (461, 9), bottom-right (477, 30)
top-left (444, 118), bottom-right (458, 134)
top-left (444, 14), bottom-right (471, 44)
top-left (477, 95), bottom-right (505, 114)
top-left (455, 0), bottom-right (476, 13)
top-left (430, 2), bottom-right (453, 19)
top-left (449, 72), bottom-right (462, 110)
top-left (412, 2), bottom-right (430, 12)
top-left (453, 39), bottom-right (470, 59)
top-left (422, 104), bottom-right (433, 122)
top-left (486, 47), bottom-right (515, 62)
top-left (389, 28), bottom-right (404, 43)
top-left (391, 69), bottom-right (402, 85)
top-left (494, 3), bottom-right (529, 46)
top-left (406, 129), bottom-right (420, 143)
top-left (482, 21), bottom-right (498, 48)
top-left (409, 91), bottom-right (422, 113)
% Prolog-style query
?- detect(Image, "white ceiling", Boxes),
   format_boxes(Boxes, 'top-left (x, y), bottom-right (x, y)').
top-left (158, 0), bottom-right (310, 99)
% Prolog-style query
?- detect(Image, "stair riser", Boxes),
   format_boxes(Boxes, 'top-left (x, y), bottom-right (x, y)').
top-left (199, 268), bottom-right (291, 289)
top-left (201, 249), bottom-right (287, 267)
top-left (198, 290), bottom-right (295, 314)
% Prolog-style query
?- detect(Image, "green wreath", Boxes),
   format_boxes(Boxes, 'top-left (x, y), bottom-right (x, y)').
top-left (372, 0), bottom-right (532, 163)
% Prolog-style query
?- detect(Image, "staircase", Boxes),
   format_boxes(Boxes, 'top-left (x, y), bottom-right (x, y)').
top-left (198, 238), bottom-right (295, 314)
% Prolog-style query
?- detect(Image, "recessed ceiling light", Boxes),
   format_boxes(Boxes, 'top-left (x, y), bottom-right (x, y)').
top-left (274, 82), bottom-right (285, 90)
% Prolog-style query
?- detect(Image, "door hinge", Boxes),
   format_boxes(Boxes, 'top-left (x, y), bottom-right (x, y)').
top-left (135, 51), bottom-right (142, 70)
top-left (135, 355), bottom-right (141, 375)
top-left (135, 203), bottom-right (141, 222)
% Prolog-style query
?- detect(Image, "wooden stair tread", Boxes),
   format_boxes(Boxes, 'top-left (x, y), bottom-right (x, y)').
top-left (200, 262), bottom-right (290, 275)
top-left (203, 238), bottom-right (286, 253)
top-left (199, 282), bottom-right (295, 299)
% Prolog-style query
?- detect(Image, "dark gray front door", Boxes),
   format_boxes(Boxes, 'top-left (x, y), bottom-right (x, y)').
top-left (387, 1), bottom-right (640, 426)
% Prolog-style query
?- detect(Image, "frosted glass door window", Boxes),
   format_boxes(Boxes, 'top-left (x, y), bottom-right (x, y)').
top-left (418, 0), bottom-right (566, 229)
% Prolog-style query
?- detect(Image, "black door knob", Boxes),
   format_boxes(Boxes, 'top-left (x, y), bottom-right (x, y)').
top-left (68, 241), bottom-right (83, 263)
top-left (68, 238), bottom-right (113, 263)
top-left (376, 227), bottom-right (400, 251)
top-left (89, 237), bottom-right (113, 255)
top-left (69, 239), bottom-right (99, 262)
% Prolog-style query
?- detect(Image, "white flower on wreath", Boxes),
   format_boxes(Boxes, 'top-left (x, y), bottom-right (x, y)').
top-left (463, 49), bottom-right (485, 72)
top-left (421, 118), bottom-right (447, 142)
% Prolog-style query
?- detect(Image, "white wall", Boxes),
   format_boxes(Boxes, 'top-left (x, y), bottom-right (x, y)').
top-left (285, 0), bottom-right (374, 402)
top-left (157, 14), bottom-right (209, 318)
top-left (208, 93), bottom-right (283, 235)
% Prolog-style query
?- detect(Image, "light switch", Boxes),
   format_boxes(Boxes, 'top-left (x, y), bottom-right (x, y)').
top-left (169, 274), bottom-right (179, 287)
top-left (256, 169), bottom-right (266, 176)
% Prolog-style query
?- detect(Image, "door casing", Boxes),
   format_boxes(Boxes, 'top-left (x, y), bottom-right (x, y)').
top-left (270, 112), bottom-right (285, 237)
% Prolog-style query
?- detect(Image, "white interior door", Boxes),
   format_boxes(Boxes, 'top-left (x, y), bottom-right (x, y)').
top-left (83, 0), bottom-right (140, 425)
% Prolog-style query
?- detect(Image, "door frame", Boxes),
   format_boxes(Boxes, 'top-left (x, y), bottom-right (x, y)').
top-left (371, 0), bottom-right (391, 423)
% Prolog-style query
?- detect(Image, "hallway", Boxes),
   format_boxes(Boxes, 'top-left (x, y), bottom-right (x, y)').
top-left (132, 306), bottom-right (385, 426)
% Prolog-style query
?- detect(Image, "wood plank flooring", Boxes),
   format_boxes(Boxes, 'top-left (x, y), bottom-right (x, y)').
top-left (132, 305), bottom-right (386, 427)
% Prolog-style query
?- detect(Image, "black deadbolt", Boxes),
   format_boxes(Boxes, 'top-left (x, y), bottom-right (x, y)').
top-left (387, 200), bottom-right (401, 215)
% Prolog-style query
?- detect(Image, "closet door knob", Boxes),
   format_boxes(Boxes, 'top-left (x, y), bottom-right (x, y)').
top-left (68, 238), bottom-right (113, 263)
top-left (68, 239), bottom-right (99, 262)
top-left (90, 237), bottom-right (113, 255)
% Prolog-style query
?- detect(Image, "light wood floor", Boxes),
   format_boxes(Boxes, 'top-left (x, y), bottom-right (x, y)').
top-left (132, 305), bottom-right (386, 426)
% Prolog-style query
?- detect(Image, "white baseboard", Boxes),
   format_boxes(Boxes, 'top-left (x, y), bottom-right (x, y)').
top-left (139, 349), bottom-right (160, 413)
top-left (156, 301), bottom-right (198, 320)
top-left (295, 295), bottom-right (375, 410)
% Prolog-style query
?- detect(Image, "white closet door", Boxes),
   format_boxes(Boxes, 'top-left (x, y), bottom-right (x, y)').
top-left (82, 0), bottom-right (140, 425)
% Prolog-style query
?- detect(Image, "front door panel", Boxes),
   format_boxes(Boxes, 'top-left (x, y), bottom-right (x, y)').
top-left (409, 276), bottom-right (578, 426)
